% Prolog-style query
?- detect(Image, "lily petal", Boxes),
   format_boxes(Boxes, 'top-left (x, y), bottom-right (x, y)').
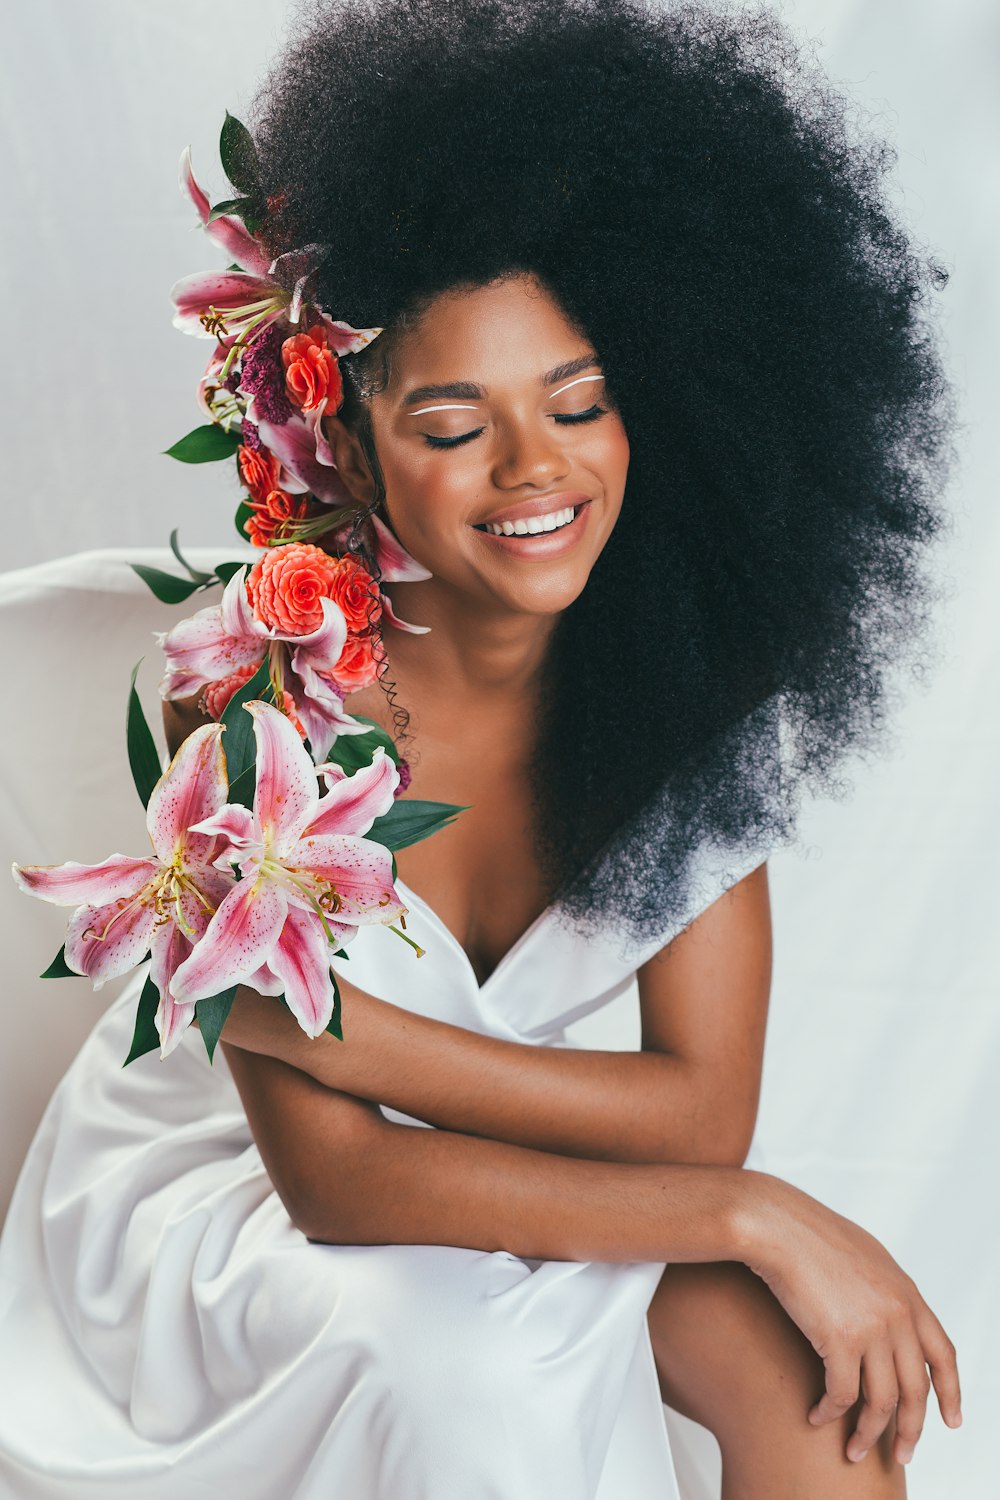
top-left (171, 876), bottom-right (288, 1004)
top-left (188, 804), bottom-right (259, 862)
top-left (256, 415), bottom-right (353, 505)
top-left (267, 905), bottom-right (335, 1037)
top-left (287, 659), bottom-right (368, 764)
top-left (312, 314), bottom-right (384, 358)
top-left (244, 958), bottom-right (286, 996)
top-left (150, 907), bottom-right (202, 1058)
top-left (12, 855), bottom-right (157, 907)
top-left (64, 890), bottom-right (159, 989)
top-left (146, 723), bottom-right (228, 866)
top-left (374, 589), bottom-right (432, 636)
top-left (369, 513), bottom-right (433, 582)
top-left (179, 146), bottom-right (272, 280)
top-left (170, 269), bottom-right (278, 338)
top-left (285, 832), bottom-right (405, 924)
top-left (247, 702), bottom-right (321, 854)
top-left (157, 596), bottom-right (263, 700)
top-left (287, 594), bottom-right (348, 670)
top-left (301, 745), bottom-right (399, 837)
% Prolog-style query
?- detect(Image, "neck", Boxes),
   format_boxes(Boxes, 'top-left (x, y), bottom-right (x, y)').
top-left (380, 578), bottom-right (559, 701)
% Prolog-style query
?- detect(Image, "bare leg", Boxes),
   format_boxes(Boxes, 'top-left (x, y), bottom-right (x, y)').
top-left (647, 1262), bottom-right (905, 1500)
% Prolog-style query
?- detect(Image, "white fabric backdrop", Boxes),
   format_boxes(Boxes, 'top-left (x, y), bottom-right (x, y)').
top-left (1, 2), bottom-right (997, 1497)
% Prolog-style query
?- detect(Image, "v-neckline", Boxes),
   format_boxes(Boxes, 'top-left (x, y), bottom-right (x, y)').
top-left (394, 876), bottom-right (556, 995)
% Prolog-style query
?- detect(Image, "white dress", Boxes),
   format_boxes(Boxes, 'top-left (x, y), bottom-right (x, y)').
top-left (0, 837), bottom-right (769, 1500)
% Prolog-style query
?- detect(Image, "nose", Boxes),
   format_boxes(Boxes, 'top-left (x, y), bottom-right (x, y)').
top-left (490, 414), bottom-right (571, 491)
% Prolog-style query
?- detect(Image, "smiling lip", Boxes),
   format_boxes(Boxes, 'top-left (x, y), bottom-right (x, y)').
top-left (470, 497), bottom-right (593, 556)
top-left (472, 491), bottom-right (594, 527)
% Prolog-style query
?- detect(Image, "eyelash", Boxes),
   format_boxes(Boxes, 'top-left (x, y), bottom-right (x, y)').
top-left (421, 404), bottom-right (609, 450)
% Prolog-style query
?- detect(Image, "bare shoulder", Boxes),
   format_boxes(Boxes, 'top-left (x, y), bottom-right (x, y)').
top-left (162, 691), bottom-right (214, 759)
top-left (636, 860), bottom-right (772, 1067)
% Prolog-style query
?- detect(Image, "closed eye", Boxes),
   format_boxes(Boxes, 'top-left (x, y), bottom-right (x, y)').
top-left (421, 404), bottom-right (609, 450)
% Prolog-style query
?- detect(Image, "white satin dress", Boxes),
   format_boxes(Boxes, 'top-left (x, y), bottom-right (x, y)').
top-left (0, 836), bottom-right (769, 1500)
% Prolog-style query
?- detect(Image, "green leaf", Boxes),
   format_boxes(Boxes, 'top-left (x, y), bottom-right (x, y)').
top-left (169, 528), bottom-right (212, 584)
top-left (127, 660), bottom-right (163, 807)
top-left (321, 722), bottom-right (400, 777)
top-left (220, 659), bottom-right (272, 806)
top-left (215, 559), bottom-right (249, 585)
top-left (196, 986), bottom-right (238, 1064)
top-left (164, 425), bottom-right (240, 464)
top-left (207, 196), bottom-right (251, 223)
top-left (40, 944), bottom-right (79, 979)
top-left (234, 500), bottom-right (255, 543)
top-left (352, 717), bottom-right (402, 763)
top-left (123, 974), bottom-right (161, 1065)
top-left (331, 947), bottom-right (349, 960)
top-left (220, 111), bottom-right (261, 195)
top-left (325, 970), bottom-right (343, 1040)
top-left (368, 798), bottom-right (469, 852)
top-left (130, 563), bottom-right (204, 605)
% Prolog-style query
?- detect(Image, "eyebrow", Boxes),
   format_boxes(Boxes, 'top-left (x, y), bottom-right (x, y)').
top-left (399, 353), bottom-right (603, 409)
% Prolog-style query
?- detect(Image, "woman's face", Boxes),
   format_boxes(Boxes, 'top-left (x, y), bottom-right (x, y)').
top-left (325, 273), bottom-right (630, 618)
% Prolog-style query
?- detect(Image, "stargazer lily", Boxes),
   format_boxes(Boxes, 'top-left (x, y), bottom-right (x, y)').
top-left (170, 148), bottom-right (383, 386)
top-left (12, 724), bottom-right (235, 1058)
top-left (157, 565), bottom-right (368, 761)
top-left (170, 701), bottom-right (408, 1037)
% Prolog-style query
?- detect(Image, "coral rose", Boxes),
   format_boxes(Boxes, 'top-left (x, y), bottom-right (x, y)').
top-left (281, 325), bottom-right (343, 414)
top-left (326, 554), bottom-right (382, 633)
top-left (324, 630), bottom-right (381, 693)
top-left (237, 443), bottom-right (281, 504)
top-left (245, 488), bottom-right (309, 548)
top-left (247, 542), bottom-right (345, 636)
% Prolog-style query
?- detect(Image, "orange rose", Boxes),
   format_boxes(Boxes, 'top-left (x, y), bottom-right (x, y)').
top-left (325, 630), bottom-right (381, 692)
top-left (246, 542), bottom-right (344, 635)
top-left (237, 444), bottom-right (281, 504)
top-left (245, 488), bottom-right (309, 548)
top-left (281, 325), bottom-right (343, 414)
top-left (326, 554), bottom-right (382, 633)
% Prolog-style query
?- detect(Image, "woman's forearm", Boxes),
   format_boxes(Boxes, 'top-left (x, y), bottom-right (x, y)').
top-left (296, 1095), bottom-right (760, 1263)
top-left (219, 979), bottom-right (743, 1166)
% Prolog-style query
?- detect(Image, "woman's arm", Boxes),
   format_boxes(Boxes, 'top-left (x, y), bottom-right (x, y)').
top-left (220, 1038), bottom-right (960, 1450)
top-left (166, 689), bottom-right (769, 1168)
top-left (219, 864), bottom-right (768, 1167)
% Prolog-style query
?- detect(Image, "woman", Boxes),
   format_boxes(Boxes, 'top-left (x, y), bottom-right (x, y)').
top-left (0, 1), bottom-right (961, 1496)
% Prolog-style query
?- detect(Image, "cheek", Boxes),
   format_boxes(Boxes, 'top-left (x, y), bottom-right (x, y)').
top-left (381, 441), bottom-right (484, 533)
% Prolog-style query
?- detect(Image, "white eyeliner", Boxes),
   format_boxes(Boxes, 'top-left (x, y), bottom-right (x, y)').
top-left (406, 373), bottom-right (605, 417)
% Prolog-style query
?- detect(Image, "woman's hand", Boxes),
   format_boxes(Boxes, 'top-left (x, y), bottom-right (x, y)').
top-left (740, 1172), bottom-right (962, 1467)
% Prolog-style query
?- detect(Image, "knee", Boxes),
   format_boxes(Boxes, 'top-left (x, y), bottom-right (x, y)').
top-left (648, 1261), bottom-right (825, 1438)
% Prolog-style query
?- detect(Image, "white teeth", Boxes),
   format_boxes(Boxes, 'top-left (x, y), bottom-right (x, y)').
top-left (484, 505), bottom-right (577, 537)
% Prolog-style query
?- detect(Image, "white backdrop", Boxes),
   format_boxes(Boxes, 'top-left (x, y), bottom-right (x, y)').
top-left (1, 2), bottom-right (997, 1498)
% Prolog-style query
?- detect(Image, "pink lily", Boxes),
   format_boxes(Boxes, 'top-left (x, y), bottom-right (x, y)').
top-left (157, 567), bottom-right (369, 761)
top-left (12, 725), bottom-right (235, 1058)
top-left (172, 149), bottom-right (383, 388)
top-left (170, 702), bottom-right (407, 1036)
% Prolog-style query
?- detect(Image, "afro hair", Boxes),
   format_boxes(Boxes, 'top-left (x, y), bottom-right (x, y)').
top-left (246, 0), bottom-right (955, 950)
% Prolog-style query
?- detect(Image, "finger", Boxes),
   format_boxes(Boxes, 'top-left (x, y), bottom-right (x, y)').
top-left (846, 1344), bottom-right (899, 1463)
top-left (892, 1330), bottom-right (932, 1465)
top-left (808, 1347), bottom-right (860, 1428)
top-left (915, 1304), bottom-right (962, 1429)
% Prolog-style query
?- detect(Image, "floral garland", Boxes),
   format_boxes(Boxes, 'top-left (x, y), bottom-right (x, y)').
top-left (12, 115), bottom-right (457, 1066)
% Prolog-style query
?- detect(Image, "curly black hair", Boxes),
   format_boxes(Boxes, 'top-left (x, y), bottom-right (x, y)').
top-left (247, 0), bottom-right (955, 951)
